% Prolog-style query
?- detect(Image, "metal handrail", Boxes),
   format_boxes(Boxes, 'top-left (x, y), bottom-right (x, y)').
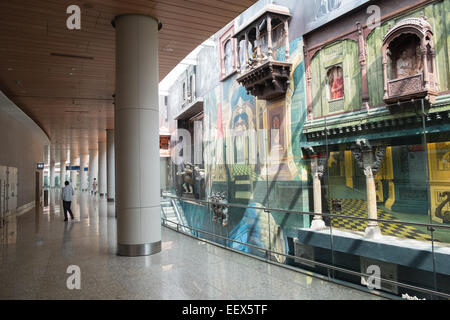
top-left (161, 192), bottom-right (450, 231)
top-left (161, 217), bottom-right (450, 299)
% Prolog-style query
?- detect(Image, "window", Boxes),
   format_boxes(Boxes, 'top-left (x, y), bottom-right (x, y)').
top-left (327, 66), bottom-right (344, 100)
top-left (182, 82), bottom-right (186, 106)
top-left (189, 75), bottom-right (195, 102)
top-left (219, 23), bottom-right (237, 80)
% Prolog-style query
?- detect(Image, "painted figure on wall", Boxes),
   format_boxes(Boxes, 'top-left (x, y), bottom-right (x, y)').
top-left (270, 113), bottom-right (282, 150)
top-left (328, 66), bottom-right (344, 100)
top-left (233, 110), bottom-right (249, 164)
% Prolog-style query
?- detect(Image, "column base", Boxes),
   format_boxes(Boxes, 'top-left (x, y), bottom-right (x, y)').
top-left (310, 218), bottom-right (326, 230)
top-left (117, 241), bottom-right (161, 257)
top-left (364, 225), bottom-right (382, 239)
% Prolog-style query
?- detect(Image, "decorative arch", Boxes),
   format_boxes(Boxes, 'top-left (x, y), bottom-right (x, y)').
top-left (381, 17), bottom-right (437, 106)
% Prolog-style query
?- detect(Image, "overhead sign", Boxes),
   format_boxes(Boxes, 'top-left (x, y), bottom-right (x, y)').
top-left (66, 166), bottom-right (81, 171)
top-left (37, 162), bottom-right (44, 170)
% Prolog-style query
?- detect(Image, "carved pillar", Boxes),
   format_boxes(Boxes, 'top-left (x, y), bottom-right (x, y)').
top-left (245, 32), bottom-right (249, 70)
top-left (256, 26), bottom-right (262, 64)
top-left (311, 155), bottom-right (327, 230)
top-left (382, 51), bottom-right (389, 99)
top-left (284, 19), bottom-right (290, 60)
top-left (364, 166), bottom-right (378, 231)
top-left (236, 38), bottom-right (241, 73)
top-left (267, 15), bottom-right (273, 61)
top-left (429, 47), bottom-right (436, 91)
top-left (352, 140), bottom-right (386, 239)
top-left (305, 50), bottom-right (313, 120)
top-left (421, 44), bottom-right (429, 90)
top-left (357, 22), bottom-right (369, 109)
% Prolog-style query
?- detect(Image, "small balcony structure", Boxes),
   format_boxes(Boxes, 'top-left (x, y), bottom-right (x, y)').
top-left (382, 17), bottom-right (438, 109)
top-left (233, 4), bottom-right (291, 100)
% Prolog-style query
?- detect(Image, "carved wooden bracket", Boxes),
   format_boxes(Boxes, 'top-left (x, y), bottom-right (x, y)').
top-left (352, 139), bottom-right (386, 176)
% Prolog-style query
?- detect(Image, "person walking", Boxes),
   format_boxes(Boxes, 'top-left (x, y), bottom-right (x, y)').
top-left (61, 181), bottom-right (74, 221)
top-left (92, 178), bottom-right (98, 196)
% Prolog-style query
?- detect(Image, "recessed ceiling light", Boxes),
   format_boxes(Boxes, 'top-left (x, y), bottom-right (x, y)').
top-left (166, 48), bottom-right (174, 52)
top-left (50, 53), bottom-right (94, 60)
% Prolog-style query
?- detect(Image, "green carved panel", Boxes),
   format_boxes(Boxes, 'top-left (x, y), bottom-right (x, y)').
top-left (310, 40), bottom-right (361, 118)
top-left (311, 51), bottom-right (323, 118)
top-left (447, 0), bottom-right (450, 90)
top-left (426, 0), bottom-right (450, 91)
top-left (346, 40), bottom-right (362, 111)
top-left (367, 24), bottom-right (388, 106)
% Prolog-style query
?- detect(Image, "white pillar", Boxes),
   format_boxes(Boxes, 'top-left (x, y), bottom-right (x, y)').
top-left (70, 157), bottom-right (79, 189)
top-left (364, 167), bottom-right (382, 239)
top-left (60, 150), bottom-right (67, 187)
top-left (80, 154), bottom-right (89, 192)
top-left (50, 160), bottom-right (55, 188)
top-left (88, 149), bottom-right (98, 194)
top-left (113, 14), bottom-right (161, 256)
top-left (98, 140), bottom-right (107, 197)
top-left (107, 129), bottom-right (115, 202)
top-left (310, 157), bottom-right (326, 230)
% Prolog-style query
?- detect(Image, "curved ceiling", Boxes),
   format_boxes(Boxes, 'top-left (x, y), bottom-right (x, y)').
top-left (0, 0), bottom-right (257, 162)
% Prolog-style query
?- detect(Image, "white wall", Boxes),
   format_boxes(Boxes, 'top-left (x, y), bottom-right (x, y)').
top-left (0, 91), bottom-right (49, 207)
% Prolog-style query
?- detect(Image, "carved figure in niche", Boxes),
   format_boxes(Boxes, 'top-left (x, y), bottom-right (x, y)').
top-left (396, 49), bottom-right (414, 78)
top-left (328, 66), bottom-right (344, 100)
top-left (395, 45), bottom-right (423, 78)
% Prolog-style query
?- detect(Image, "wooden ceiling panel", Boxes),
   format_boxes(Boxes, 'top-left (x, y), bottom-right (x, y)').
top-left (0, 0), bottom-right (257, 158)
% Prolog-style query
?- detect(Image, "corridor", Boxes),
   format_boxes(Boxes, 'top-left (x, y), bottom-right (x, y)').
top-left (0, 191), bottom-right (383, 300)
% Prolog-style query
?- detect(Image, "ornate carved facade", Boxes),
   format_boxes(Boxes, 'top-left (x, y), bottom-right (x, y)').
top-left (233, 4), bottom-right (292, 100)
top-left (382, 17), bottom-right (438, 108)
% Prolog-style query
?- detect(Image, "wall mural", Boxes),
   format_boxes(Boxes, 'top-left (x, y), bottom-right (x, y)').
top-left (160, 0), bottom-right (450, 299)
top-left (179, 35), bottom-right (310, 258)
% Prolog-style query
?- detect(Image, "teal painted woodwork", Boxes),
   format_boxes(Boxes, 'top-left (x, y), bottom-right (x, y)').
top-left (391, 146), bottom-right (428, 215)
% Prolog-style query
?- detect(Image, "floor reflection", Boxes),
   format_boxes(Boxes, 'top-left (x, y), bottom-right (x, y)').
top-left (0, 189), bottom-right (383, 300)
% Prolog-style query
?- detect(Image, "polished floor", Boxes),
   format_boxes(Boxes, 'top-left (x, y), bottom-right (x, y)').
top-left (0, 191), bottom-right (384, 300)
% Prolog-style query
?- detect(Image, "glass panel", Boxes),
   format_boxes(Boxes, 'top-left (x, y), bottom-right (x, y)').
top-left (223, 94), bottom-right (272, 258)
top-left (394, 223), bottom-right (436, 300)
top-left (422, 97), bottom-right (450, 299)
